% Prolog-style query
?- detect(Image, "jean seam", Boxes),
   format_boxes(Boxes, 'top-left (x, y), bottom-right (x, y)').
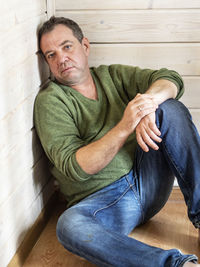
top-left (161, 140), bottom-right (193, 214)
top-left (125, 176), bottom-right (145, 223)
top-left (93, 184), bottom-right (131, 217)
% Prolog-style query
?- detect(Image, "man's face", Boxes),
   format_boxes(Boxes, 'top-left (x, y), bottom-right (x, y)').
top-left (40, 24), bottom-right (90, 86)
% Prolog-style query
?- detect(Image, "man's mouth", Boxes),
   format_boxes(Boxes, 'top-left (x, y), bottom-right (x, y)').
top-left (61, 66), bottom-right (74, 74)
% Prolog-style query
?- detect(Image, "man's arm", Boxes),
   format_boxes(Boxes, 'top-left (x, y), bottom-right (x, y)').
top-left (76, 93), bottom-right (158, 175)
top-left (76, 79), bottom-right (178, 174)
top-left (136, 79), bottom-right (178, 152)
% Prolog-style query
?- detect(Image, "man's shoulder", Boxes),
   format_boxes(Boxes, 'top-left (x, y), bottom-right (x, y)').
top-left (37, 80), bottom-right (63, 96)
top-left (91, 64), bottom-right (127, 72)
top-left (36, 80), bottom-right (70, 102)
top-left (34, 80), bottom-right (70, 113)
top-left (91, 64), bottom-right (137, 77)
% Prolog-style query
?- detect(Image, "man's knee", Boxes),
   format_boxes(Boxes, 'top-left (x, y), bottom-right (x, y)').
top-left (56, 208), bottom-right (84, 246)
top-left (159, 98), bottom-right (188, 114)
top-left (156, 99), bottom-right (191, 128)
top-left (56, 207), bottom-right (95, 249)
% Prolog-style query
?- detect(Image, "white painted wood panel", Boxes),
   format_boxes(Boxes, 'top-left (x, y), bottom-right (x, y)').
top-left (88, 44), bottom-right (200, 76)
top-left (56, 10), bottom-right (200, 42)
top-left (190, 110), bottom-right (200, 133)
top-left (0, 178), bottom-right (54, 267)
top-left (0, 157), bottom-right (51, 250)
top-left (0, 0), bottom-right (46, 32)
top-left (1, 91), bottom-right (38, 154)
top-left (0, 1), bottom-right (53, 266)
top-left (55, 0), bottom-right (200, 10)
top-left (0, 55), bottom-right (49, 120)
top-left (0, 130), bottom-right (44, 205)
top-left (47, 0), bottom-right (55, 18)
top-left (0, 15), bottom-right (49, 85)
top-left (181, 77), bottom-right (200, 109)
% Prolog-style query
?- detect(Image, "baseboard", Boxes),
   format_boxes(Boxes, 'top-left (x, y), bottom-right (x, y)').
top-left (7, 191), bottom-right (58, 267)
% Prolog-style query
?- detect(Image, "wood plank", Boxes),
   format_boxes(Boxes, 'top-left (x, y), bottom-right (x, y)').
top-left (0, 150), bottom-right (46, 208)
top-left (0, 55), bottom-right (49, 119)
top-left (0, 14), bottom-right (47, 78)
top-left (181, 77), bottom-right (200, 108)
top-left (0, 179), bottom-right (54, 267)
top-left (7, 191), bottom-right (58, 267)
top-left (0, 158), bottom-right (51, 251)
top-left (88, 44), bottom-right (200, 76)
top-left (0, 91), bottom-right (37, 151)
top-left (47, 0), bottom-right (55, 18)
top-left (190, 109), bottom-right (200, 133)
top-left (56, 10), bottom-right (200, 42)
top-left (0, 129), bottom-right (44, 205)
top-left (0, 0), bottom-right (46, 32)
top-left (55, 0), bottom-right (200, 10)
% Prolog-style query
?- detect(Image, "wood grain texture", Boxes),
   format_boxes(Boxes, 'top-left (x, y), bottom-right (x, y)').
top-left (55, 0), bottom-right (200, 10)
top-left (23, 189), bottom-right (200, 267)
top-left (56, 10), bottom-right (200, 42)
top-left (0, 14), bottom-right (49, 119)
top-left (189, 110), bottom-right (200, 133)
top-left (88, 44), bottom-right (200, 76)
top-left (3, 179), bottom-right (55, 267)
top-left (0, 0), bottom-right (46, 32)
top-left (182, 77), bottom-right (200, 108)
top-left (0, 2), bottom-right (52, 266)
top-left (47, 0), bottom-right (55, 18)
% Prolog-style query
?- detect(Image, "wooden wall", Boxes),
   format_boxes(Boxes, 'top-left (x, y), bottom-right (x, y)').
top-left (54, 0), bottom-right (200, 131)
top-left (0, 1), bottom-right (54, 266)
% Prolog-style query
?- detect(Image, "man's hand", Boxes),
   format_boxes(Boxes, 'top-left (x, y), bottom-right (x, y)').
top-left (119, 93), bottom-right (159, 136)
top-left (134, 79), bottom-right (179, 152)
top-left (136, 112), bottom-right (162, 152)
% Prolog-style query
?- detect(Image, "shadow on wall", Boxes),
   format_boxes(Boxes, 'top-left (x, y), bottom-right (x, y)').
top-left (7, 24), bottom-right (54, 267)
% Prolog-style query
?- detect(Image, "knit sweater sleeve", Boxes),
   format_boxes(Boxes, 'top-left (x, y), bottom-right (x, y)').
top-left (34, 85), bottom-right (91, 182)
top-left (107, 64), bottom-right (184, 101)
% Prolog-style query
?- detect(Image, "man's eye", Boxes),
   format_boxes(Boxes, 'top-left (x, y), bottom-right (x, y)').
top-left (47, 53), bottom-right (54, 59)
top-left (64, 45), bottom-right (71, 49)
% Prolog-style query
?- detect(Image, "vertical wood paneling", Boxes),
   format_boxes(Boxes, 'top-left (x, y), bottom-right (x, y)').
top-left (47, 0), bottom-right (55, 18)
top-left (0, 179), bottom-right (55, 267)
top-left (0, 1), bottom-right (53, 267)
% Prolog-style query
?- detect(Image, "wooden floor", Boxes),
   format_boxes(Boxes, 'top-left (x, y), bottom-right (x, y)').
top-left (23, 189), bottom-right (200, 267)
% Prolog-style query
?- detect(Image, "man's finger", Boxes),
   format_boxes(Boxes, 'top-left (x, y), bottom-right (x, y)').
top-left (136, 133), bottom-right (149, 152)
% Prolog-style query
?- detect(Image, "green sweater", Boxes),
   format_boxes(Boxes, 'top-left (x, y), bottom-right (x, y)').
top-left (34, 64), bottom-right (184, 207)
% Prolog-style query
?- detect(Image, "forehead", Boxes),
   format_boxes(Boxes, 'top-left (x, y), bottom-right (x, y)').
top-left (40, 24), bottom-right (77, 52)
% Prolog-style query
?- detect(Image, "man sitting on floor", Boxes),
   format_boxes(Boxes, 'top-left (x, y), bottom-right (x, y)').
top-left (34, 16), bottom-right (200, 267)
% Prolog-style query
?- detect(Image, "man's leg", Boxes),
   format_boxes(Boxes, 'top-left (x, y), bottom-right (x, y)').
top-left (154, 99), bottom-right (200, 229)
top-left (134, 98), bottom-right (200, 266)
top-left (56, 170), bottom-right (197, 266)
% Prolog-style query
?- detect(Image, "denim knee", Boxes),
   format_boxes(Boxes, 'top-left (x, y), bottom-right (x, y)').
top-left (56, 207), bottom-right (96, 251)
top-left (56, 208), bottom-right (82, 248)
top-left (158, 99), bottom-right (190, 119)
top-left (156, 99), bottom-right (191, 131)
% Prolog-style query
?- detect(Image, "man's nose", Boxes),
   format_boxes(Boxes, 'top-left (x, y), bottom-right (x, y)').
top-left (57, 52), bottom-right (69, 65)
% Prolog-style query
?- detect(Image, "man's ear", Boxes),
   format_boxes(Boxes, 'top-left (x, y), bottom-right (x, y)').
top-left (82, 37), bottom-right (90, 56)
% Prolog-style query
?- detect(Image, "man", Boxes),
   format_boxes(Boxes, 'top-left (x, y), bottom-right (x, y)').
top-left (35, 16), bottom-right (200, 266)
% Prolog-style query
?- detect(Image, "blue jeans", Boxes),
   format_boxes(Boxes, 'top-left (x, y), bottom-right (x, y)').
top-left (56, 99), bottom-right (200, 266)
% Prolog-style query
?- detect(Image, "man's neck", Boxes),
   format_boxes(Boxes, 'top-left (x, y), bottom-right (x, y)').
top-left (71, 73), bottom-right (98, 100)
